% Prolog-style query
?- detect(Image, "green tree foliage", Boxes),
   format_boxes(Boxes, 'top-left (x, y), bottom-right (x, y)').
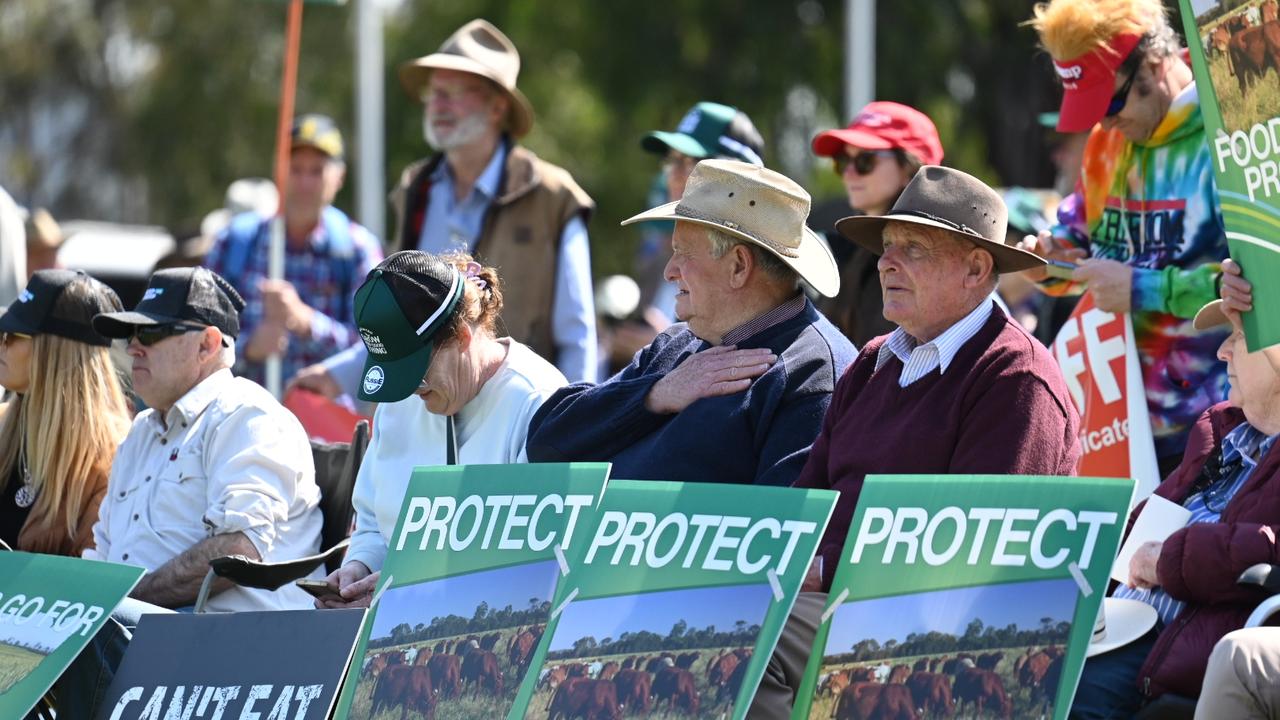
top-left (828, 619), bottom-right (1071, 664)
top-left (1, 0), bottom-right (1187, 274)
top-left (546, 620), bottom-right (764, 660)
top-left (366, 598), bottom-right (553, 649)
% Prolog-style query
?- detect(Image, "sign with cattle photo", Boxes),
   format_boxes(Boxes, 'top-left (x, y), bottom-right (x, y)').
top-left (518, 479), bottom-right (836, 720)
top-left (0, 552), bottom-right (143, 718)
top-left (332, 462), bottom-right (611, 720)
top-left (1183, 0), bottom-right (1280, 349)
top-left (96, 608), bottom-right (365, 720)
top-left (791, 474), bottom-right (1134, 720)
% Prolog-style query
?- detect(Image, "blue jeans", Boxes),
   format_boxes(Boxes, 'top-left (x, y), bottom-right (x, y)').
top-left (1070, 629), bottom-right (1161, 719)
top-left (38, 597), bottom-right (178, 719)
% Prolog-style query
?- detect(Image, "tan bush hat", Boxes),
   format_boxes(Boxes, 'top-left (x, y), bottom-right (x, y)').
top-left (836, 165), bottom-right (1046, 273)
top-left (621, 159), bottom-right (840, 297)
top-left (1193, 299), bottom-right (1229, 330)
top-left (398, 19), bottom-right (535, 138)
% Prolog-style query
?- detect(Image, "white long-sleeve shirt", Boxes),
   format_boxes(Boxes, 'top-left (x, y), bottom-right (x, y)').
top-left (344, 340), bottom-right (566, 573)
top-left (85, 369), bottom-right (322, 612)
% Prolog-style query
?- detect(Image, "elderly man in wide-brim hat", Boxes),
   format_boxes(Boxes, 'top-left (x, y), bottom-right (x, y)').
top-left (527, 159), bottom-right (856, 488)
top-left (747, 166), bottom-right (1083, 716)
top-left (289, 18), bottom-right (599, 399)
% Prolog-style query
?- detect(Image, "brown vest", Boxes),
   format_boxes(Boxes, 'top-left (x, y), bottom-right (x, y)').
top-left (390, 144), bottom-right (594, 364)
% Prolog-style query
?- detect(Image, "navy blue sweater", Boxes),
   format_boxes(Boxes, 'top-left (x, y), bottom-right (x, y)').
top-left (526, 300), bottom-right (856, 486)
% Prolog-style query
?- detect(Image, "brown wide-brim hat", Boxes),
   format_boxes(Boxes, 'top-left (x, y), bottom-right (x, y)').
top-left (835, 165), bottom-right (1045, 274)
top-left (398, 18), bottom-right (535, 138)
top-left (621, 159), bottom-right (840, 297)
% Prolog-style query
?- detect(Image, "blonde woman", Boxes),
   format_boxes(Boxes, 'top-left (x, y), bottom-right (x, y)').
top-left (0, 270), bottom-right (131, 555)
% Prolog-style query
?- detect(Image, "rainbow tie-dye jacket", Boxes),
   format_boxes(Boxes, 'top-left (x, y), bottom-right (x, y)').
top-left (1047, 82), bottom-right (1228, 461)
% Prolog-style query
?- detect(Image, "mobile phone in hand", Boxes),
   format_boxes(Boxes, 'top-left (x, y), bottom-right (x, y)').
top-left (296, 579), bottom-right (345, 602)
top-left (1044, 259), bottom-right (1079, 280)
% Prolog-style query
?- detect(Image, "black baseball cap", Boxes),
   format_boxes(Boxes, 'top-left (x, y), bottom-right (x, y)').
top-left (0, 270), bottom-right (122, 347)
top-left (354, 251), bottom-right (465, 403)
top-left (92, 267), bottom-right (246, 341)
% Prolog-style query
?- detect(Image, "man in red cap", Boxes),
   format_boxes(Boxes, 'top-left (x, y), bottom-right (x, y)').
top-left (810, 101), bottom-right (945, 346)
top-left (1023, 0), bottom-right (1230, 474)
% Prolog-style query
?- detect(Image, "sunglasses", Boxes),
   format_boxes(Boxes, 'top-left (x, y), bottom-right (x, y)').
top-left (0, 332), bottom-right (31, 347)
top-left (1106, 50), bottom-right (1143, 117)
top-left (130, 323), bottom-right (208, 347)
top-left (834, 150), bottom-right (899, 177)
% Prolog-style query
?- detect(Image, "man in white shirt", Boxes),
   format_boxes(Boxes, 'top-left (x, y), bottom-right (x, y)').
top-left (88, 267), bottom-right (322, 612)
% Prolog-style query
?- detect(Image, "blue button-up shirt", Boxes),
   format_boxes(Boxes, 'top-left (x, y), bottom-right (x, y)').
top-left (1114, 422), bottom-right (1278, 623)
top-left (418, 143), bottom-right (596, 383)
top-left (876, 298), bottom-right (996, 387)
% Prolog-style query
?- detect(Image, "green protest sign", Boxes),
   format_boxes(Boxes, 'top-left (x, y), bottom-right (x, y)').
top-left (333, 462), bottom-right (610, 720)
top-left (792, 475), bottom-right (1134, 720)
top-left (0, 551), bottom-right (143, 717)
top-left (1180, 0), bottom-right (1280, 350)
top-left (516, 479), bottom-right (837, 720)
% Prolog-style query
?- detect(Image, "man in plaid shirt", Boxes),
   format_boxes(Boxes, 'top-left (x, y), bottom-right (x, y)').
top-left (207, 114), bottom-right (383, 387)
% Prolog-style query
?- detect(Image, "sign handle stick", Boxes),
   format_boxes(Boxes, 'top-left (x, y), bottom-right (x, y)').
top-left (266, 0), bottom-right (304, 398)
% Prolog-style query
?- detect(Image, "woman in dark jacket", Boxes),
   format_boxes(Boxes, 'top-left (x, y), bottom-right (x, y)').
top-left (1071, 298), bottom-right (1280, 718)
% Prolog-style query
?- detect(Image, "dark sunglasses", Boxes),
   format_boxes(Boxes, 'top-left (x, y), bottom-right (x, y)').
top-left (833, 149), bottom-right (900, 177)
top-left (0, 332), bottom-right (31, 347)
top-left (1105, 50), bottom-right (1143, 118)
top-left (130, 323), bottom-right (208, 347)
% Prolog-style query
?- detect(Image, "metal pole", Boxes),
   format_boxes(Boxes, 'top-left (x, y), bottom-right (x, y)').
top-left (267, 0), bottom-right (305, 398)
top-left (355, 0), bottom-right (386, 243)
top-left (845, 0), bottom-right (876, 120)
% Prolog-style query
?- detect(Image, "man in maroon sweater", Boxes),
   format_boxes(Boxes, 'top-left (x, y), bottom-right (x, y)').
top-left (747, 166), bottom-right (1082, 717)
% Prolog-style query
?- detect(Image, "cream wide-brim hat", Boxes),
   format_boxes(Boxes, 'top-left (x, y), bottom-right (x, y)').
top-left (621, 159), bottom-right (840, 298)
top-left (1087, 598), bottom-right (1158, 658)
top-left (398, 19), bottom-right (535, 138)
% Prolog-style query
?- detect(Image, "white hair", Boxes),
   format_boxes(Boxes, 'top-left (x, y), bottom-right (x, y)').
top-left (705, 228), bottom-right (798, 286)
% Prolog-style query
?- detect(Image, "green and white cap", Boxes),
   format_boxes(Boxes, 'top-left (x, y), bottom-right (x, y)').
top-left (354, 251), bottom-right (465, 403)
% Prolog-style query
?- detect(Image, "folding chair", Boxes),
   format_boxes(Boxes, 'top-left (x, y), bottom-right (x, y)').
top-left (194, 419), bottom-right (369, 612)
top-left (1131, 562), bottom-right (1280, 720)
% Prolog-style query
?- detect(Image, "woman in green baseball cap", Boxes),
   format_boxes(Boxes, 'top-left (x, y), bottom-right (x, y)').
top-left (314, 251), bottom-right (568, 608)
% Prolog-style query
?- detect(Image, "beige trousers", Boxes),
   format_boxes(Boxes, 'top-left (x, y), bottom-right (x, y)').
top-left (747, 591), bottom-right (827, 719)
top-left (1194, 628), bottom-right (1280, 720)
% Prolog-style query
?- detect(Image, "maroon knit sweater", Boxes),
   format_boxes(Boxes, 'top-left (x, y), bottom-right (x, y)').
top-left (795, 306), bottom-right (1083, 588)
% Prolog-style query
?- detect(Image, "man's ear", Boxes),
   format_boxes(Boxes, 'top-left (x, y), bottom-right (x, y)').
top-left (964, 248), bottom-right (995, 290)
top-left (198, 327), bottom-right (223, 360)
top-left (727, 244), bottom-right (754, 290)
top-left (454, 322), bottom-right (474, 352)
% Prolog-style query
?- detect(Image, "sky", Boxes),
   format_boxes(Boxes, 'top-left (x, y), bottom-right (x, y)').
top-left (547, 583), bottom-right (774, 653)
top-left (824, 578), bottom-right (1078, 653)
top-left (1191, 0), bottom-right (1220, 18)
top-left (370, 560), bottom-right (558, 639)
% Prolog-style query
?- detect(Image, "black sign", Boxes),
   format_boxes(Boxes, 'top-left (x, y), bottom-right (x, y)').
top-left (97, 609), bottom-right (365, 720)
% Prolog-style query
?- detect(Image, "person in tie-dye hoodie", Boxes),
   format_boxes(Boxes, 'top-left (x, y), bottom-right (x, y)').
top-left (1026, 0), bottom-right (1228, 475)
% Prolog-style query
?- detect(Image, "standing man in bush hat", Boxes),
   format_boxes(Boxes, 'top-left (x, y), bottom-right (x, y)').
top-left (527, 159), bottom-right (855, 488)
top-left (751, 167), bottom-right (1081, 716)
top-left (291, 18), bottom-right (598, 400)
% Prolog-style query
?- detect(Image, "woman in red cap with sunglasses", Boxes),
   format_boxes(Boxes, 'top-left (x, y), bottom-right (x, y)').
top-left (810, 102), bottom-right (945, 346)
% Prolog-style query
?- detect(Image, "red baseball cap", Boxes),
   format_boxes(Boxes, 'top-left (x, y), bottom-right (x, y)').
top-left (811, 101), bottom-right (944, 166)
top-left (1053, 33), bottom-right (1141, 133)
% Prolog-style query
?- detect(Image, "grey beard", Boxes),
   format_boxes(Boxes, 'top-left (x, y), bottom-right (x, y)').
top-left (424, 111), bottom-right (490, 150)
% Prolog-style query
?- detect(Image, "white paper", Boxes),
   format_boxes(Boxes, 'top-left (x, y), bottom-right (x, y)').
top-left (1111, 494), bottom-right (1192, 585)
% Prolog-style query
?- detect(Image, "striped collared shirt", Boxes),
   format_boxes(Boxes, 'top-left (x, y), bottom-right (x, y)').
top-left (720, 294), bottom-right (807, 346)
top-left (1113, 422), bottom-right (1277, 624)
top-left (875, 299), bottom-right (995, 387)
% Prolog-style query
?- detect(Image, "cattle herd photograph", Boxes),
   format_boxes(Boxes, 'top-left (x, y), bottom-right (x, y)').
top-left (346, 560), bottom-right (559, 720)
top-left (1199, 0), bottom-right (1280, 130)
top-left (811, 579), bottom-right (1077, 719)
top-left (524, 583), bottom-right (775, 719)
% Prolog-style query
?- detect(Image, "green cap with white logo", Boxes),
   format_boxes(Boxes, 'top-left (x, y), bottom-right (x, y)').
top-left (354, 251), bottom-right (465, 403)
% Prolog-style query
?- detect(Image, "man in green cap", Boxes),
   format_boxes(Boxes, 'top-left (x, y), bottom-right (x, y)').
top-left (606, 103), bottom-right (767, 372)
